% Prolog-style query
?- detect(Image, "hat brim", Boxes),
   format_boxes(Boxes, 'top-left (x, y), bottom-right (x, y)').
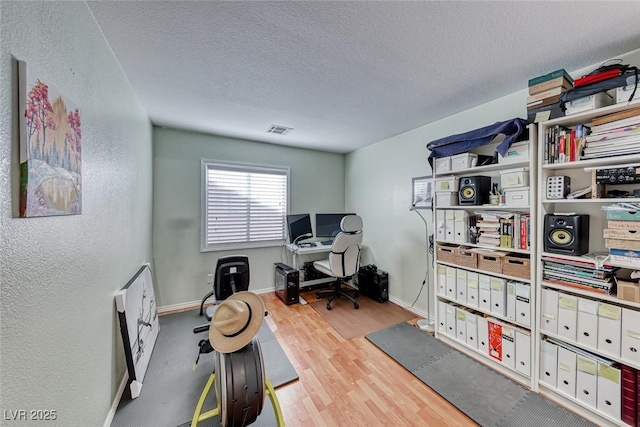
top-left (209, 291), bottom-right (265, 353)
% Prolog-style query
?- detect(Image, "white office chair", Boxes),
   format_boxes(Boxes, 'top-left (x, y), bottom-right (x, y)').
top-left (314, 215), bottom-right (363, 310)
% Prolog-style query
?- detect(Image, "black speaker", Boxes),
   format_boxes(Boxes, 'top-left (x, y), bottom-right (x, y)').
top-left (458, 176), bottom-right (492, 205)
top-left (544, 214), bottom-right (590, 255)
top-left (358, 265), bottom-right (388, 303)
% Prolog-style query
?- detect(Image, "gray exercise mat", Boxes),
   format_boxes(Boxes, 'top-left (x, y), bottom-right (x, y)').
top-left (366, 322), bottom-right (595, 427)
top-left (112, 309), bottom-right (297, 427)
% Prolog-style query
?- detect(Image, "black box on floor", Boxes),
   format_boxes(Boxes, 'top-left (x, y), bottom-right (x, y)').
top-left (275, 263), bottom-right (299, 305)
top-left (358, 265), bottom-right (389, 303)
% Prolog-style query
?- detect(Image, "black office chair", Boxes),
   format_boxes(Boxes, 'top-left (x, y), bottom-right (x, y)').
top-left (199, 255), bottom-right (250, 320)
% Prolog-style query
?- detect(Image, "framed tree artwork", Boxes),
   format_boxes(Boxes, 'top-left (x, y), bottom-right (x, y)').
top-left (18, 60), bottom-right (82, 217)
top-left (115, 264), bottom-right (159, 399)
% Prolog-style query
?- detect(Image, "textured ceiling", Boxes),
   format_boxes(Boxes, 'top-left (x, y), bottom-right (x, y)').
top-left (87, 1), bottom-right (640, 153)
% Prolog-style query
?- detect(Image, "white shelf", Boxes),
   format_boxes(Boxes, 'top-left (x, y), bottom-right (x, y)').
top-left (437, 260), bottom-right (531, 283)
top-left (538, 383), bottom-right (624, 427)
top-left (542, 153), bottom-right (640, 170)
top-left (542, 98), bottom-right (640, 128)
top-left (540, 281), bottom-right (640, 310)
top-left (541, 330), bottom-right (640, 372)
top-left (436, 240), bottom-right (530, 255)
top-left (437, 293), bottom-right (532, 330)
top-left (435, 205), bottom-right (531, 210)
top-left (436, 333), bottom-right (532, 387)
top-left (542, 197), bottom-right (640, 204)
top-left (434, 160), bottom-right (530, 177)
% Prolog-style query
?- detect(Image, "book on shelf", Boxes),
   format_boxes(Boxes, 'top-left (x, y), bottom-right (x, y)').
top-left (528, 75), bottom-right (573, 96)
top-left (526, 94), bottom-right (563, 110)
top-left (591, 115), bottom-right (640, 134)
top-left (528, 69), bottom-right (573, 88)
top-left (585, 128), bottom-right (640, 146)
top-left (542, 272), bottom-right (613, 294)
top-left (591, 106), bottom-right (640, 127)
top-left (526, 86), bottom-right (569, 104)
top-left (621, 365), bottom-right (637, 427)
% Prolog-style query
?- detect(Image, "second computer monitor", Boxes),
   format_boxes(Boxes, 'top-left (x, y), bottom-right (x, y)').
top-left (286, 213), bottom-right (313, 243)
top-left (315, 213), bottom-right (356, 239)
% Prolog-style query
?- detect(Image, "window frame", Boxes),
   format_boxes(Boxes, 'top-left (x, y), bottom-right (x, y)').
top-left (200, 159), bottom-right (290, 252)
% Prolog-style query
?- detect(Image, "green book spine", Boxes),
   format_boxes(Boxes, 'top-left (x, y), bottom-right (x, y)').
top-left (528, 69), bottom-right (573, 87)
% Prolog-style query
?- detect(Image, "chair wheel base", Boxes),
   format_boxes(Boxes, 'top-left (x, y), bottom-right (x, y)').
top-left (354, 303), bottom-right (359, 309)
top-left (326, 303), bottom-right (332, 310)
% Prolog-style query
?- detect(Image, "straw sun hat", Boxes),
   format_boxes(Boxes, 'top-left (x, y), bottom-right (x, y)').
top-left (208, 291), bottom-right (265, 353)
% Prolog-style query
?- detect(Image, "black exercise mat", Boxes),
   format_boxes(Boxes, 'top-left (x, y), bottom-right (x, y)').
top-left (112, 309), bottom-right (296, 427)
top-left (366, 322), bottom-right (595, 427)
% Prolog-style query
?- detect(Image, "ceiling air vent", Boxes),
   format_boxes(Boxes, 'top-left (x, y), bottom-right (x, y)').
top-left (266, 124), bottom-right (293, 135)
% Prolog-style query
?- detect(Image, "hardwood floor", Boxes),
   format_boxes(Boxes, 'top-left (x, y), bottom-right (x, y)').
top-left (262, 292), bottom-right (476, 426)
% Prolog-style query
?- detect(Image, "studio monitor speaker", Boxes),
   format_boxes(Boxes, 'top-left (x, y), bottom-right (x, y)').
top-left (544, 214), bottom-right (590, 255)
top-left (458, 176), bottom-right (492, 205)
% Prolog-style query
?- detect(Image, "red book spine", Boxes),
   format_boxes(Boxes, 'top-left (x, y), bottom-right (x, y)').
top-left (488, 321), bottom-right (502, 362)
top-left (569, 129), bottom-right (577, 162)
top-left (626, 366), bottom-right (640, 426)
top-left (520, 217), bottom-right (527, 250)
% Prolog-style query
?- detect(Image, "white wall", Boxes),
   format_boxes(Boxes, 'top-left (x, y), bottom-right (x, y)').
top-left (346, 48), bottom-right (640, 319)
top-left (152, 127), bottom-right (345, 307)
top-left (0, 2), bottom-right (152, 425)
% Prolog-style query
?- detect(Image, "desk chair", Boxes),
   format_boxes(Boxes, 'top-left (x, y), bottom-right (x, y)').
top-left (314, 215), bottom-right (363, 310)
top-left (199, 255), bottom-right (250, 319)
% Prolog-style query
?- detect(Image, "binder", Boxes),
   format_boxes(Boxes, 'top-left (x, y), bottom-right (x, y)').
top-left (502, 325), bottom-right (516, 370)
top-left (558, 294), bottom-right (578, 342)
top-left (436, 210), bottom-right (446, 241)
top-left (597, 302), bottom-right (621, 358)
top-left (540, 340), bottom-right (558, 388)
top-left (506, 281), bottom-right (517, 322)
top-left (515, 329), bottom-right (531, 377)
top-left (622, 307), bottom-right (640, 366)
top-left (557, 346), bottom-right (577, 398)
top-left (445, 266), bottom-right (456, 300)
top-left (597, 364), bottom-right (621, 420)
top-left (515, 282), bottom-right (531, 327)
top-left (540, 288), bottom-right (559, 335)
top-left (436, 264), bottom-right (446, 295)
top-left (466, 272), bottom-right (479, 307)
top-left (454, 210), bottom-right (469, 243)
top-left (466, 311), bottom-right (478, 349)
top-left (456, 268), bottom-right (468, 303)
top-left (490, 277), bottom-right (507, 316)
top-left (456, 307), bottom-right (467, 343)
top-left (437, 300), bottom-right (447, 333)
top-left (577, 297), bottom-right (598, 350)
top-left (576, 355), bottom-right (598, 409)
top-left (445, 210), bottom-right (455, 242)
top-left (488, 320), bottom-right (502, 362)
top-left (621, 365), bottom-right (637, 426)
top-left (477, 315), bottom-right (489, 356)
top-left (479, 275), bottom-right (491, 312)
top-left (445, 304), bottom-right (456, 337)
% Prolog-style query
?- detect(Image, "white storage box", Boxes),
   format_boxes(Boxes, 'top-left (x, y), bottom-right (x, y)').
top-left (500, 167), bottom-right (529, 189)
top-left (504, 187), bottom-right (530, 206)
top-left (450, 153), bottom-right (478, 172)
top-left (565, 92), bottom-right (614, 115)
top-left (436, 192), bottom-right (458, 207)
top-left (435, 156), bottom-right (452, 174)
top-left (499, 141), bottom-right (530, 165)
top-left (617, 85), bottom-right (640, 104)
top-left (435, 176), bottom-right (459, 192)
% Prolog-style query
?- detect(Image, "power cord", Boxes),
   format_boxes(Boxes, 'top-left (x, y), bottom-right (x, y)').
top-left (410, 207), bottom-right (432, 308)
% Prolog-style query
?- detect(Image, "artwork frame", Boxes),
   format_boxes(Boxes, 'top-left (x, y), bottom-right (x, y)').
top-left (412, 176), bottom-right (432, 209)
top-left (115, 264), bottom-right (159, 399)
top-left (18, 60), bottom-right (82, 217)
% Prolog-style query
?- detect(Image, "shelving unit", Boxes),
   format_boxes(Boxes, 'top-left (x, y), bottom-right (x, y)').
top-left (536, 99), bottom-right (640, 426)
top-left (432, 124), bottom-right (538, 389)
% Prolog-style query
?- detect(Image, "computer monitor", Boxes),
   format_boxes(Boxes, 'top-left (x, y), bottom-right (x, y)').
top-left (315, 213), bottom-right (356, 239)
top-left (286, 213), bottom-right (313, 243)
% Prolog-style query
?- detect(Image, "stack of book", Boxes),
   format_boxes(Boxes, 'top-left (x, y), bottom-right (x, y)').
top-left (605, 205), bottom-right (640, 268)
top-left (473, 211), bottom-right (530, 249)
top-left (582, 107), bottom-right (640, 159)
top-left (527, 69), bottom-right (573, 122)
top-left (542, 256), bottom-right (616, 294)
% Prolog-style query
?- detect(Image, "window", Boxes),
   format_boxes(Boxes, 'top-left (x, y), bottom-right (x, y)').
top-left (201, 160), bottom-right (289, 251)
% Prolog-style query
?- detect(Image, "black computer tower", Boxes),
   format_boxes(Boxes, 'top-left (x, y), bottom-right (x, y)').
top-left (274, 263), bottom-right (299, 305)
top-left (358, 265), bottom-right (389, 303)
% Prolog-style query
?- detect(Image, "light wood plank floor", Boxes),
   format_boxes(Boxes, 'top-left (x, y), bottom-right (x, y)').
top-left (262, 292), bottom-right (476, 426)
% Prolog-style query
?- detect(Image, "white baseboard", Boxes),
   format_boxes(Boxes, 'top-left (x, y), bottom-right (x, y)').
top-left (157, 288), bottom-right (276, 315)
top-left (104, 372), bottom-right (128, 427)
top-left (388, 296), bottom-right (432, 323)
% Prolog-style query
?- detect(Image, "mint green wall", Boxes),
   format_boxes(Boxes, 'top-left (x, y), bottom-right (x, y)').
top-left (0, 2), bottom-right (152, 425)
top-left (152, 127), bottom-right (345, 307)
top-left (346, 48), bottom-right (640, 320)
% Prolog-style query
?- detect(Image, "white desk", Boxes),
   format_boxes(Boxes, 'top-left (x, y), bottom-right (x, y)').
top-left (284, 243), bottom-right (335, 289)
